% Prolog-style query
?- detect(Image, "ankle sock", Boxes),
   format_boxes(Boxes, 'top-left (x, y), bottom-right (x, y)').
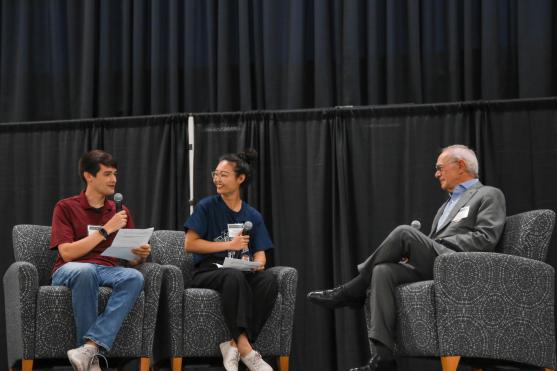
top-left (342, 274), bottom-right (369, 300)
top-left (84, 343), bottom-right (98, 351)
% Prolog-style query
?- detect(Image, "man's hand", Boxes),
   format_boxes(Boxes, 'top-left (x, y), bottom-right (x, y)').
top-left (228, 235), bottom-right (250, 251)
top-left (104, 211), bottom-right (128, 234)
top-left (131, 243), bottom-right (151, 262)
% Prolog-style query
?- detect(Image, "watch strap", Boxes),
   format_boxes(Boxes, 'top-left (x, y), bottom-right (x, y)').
top-left (98, 227), bottom-right (109, 240)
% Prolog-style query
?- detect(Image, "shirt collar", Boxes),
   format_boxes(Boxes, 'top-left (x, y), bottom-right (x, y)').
top-left (450, 178), bottom-right (479, 198)
top-left (78, 190), bottom-right (112, 212)
top-left (217, 194), bottom-right (245, 214)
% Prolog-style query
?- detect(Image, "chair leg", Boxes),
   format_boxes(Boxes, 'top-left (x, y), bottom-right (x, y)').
top-left (139, 357), bottom-right (150, 371)
top-left (21, 359), bottom-right (33, 371)
top-left (171, 357), bottom-right (182, 371)
top-left (440, 356), bottom-right (461, 371)
top-left (10, 360), bottom-right (34, 371)
top-left (277, 355), bottom-right (289, 371)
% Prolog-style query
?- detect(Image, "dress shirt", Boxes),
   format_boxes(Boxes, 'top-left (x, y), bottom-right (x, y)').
top-left (436, 178), bottom-right (480, 231)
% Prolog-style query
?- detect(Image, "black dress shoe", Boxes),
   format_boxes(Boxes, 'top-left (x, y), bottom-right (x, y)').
top-left (306, 285), bottom-right (364, 309)
top-left (348, 354), bottom-right (396, 371)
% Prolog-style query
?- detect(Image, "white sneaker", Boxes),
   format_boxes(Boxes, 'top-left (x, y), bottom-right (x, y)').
top-left (89, 356), bottom-right (101, 371)
top-left (219, 341), bottom-right (240, 371)
top-left (240, 350), bottom-right (273, 371)
top-left (67, 346), bottom-right (97, 371)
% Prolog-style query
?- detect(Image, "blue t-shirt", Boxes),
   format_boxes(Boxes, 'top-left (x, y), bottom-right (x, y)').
top-left (184, 195), bottom-right (273, 265)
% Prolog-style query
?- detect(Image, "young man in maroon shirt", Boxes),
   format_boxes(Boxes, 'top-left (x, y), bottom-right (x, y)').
top-left (50, 150), bottom-right (151, 371)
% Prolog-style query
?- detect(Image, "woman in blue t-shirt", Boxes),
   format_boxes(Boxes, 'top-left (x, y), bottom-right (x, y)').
top-left (184, 149), bottom-right (277, 371)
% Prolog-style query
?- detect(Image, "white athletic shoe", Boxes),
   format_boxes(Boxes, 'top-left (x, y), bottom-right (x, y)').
top-left (67, 346), bottom-right (98, 371)
top-left (219, 340), bottom-right (240, 371)
top-left (241, 350), bottom-right (273, 371)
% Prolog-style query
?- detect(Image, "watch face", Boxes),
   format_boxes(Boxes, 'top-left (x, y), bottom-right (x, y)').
top-left (87, 225), bottom-right (103, 236)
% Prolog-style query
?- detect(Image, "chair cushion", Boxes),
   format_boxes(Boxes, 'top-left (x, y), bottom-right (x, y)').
top-left (496, 209), bottom-right (555, 261)
top-left (34, 286), bottom-right (144, 358)
top-left (150, 230), bottom-right (195, 286)
top-left (435, 252), bottom-right (556, 369)
top-left (393, 280), bottom-right (438, 356)
top-left (12, 225), bottom-right (57, 286)
top-left (182, 288), bottom-right (283, 357)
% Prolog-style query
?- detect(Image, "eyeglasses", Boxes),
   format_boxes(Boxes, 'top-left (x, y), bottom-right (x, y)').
top-left (211, 170), bottom-right (232, 179)
top-left (435, 160), bottom-right (458, 172)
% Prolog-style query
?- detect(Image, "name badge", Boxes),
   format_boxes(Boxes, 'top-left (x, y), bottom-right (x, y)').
top-left (87, 225), bottom-right (102, 236)
top-left (452, 206), bottom-right (470, 223)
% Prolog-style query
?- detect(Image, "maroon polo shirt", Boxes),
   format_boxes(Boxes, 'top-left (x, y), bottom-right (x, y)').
top-left (50, 191), bottom-right (135, 274)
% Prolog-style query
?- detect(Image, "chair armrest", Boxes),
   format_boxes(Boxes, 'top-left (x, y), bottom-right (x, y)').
top-left (3, 262), bottom-right (39, 364)
top-left (434, 252), bottom-right (556, 369)
top-left (135, 262), bottom-right (164, 356)
top-left (266, 266), bottom-right (298, 355)
top-left (154, 264), bottom-right (184, 360)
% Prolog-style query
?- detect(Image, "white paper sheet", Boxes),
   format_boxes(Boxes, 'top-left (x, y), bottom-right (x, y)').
top-left (221, 257), bottom-right (262, 271)
top-left (101, 227), bottom-right (154, 261)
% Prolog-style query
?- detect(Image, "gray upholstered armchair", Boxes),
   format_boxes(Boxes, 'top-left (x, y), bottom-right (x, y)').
top-left (365, 209), bottom-right (556, 371)
top-left (149, 230), bottom-right (298, 371)
top-left (4, 225), bottom-right (164, 371)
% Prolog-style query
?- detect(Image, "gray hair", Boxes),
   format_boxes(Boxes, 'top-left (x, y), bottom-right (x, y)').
top-left (442, 144), bottom-right (479, 177)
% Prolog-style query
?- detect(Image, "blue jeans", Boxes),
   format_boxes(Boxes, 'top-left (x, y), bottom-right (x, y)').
top-left (52, 262), bottom-right (144, 351)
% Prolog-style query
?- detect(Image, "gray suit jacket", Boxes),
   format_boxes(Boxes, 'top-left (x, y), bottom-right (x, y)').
top-left (429, 182), bottom-right (506, 255)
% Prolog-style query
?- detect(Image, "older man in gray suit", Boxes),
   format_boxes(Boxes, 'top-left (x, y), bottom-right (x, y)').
top-left (307, 144), bottom-right (506, 371)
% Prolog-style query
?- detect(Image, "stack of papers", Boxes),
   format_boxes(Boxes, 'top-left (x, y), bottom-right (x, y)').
top-left (101, 228), bottom-right (154, 261)
top-left (220, 257), bottom-right (262, 271)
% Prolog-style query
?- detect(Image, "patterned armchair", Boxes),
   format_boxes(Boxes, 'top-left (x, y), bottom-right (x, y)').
top-left (4, 225), bottom-right (164, 371)
top-left (365, 209), bottom-right (556, 371)
top-left (149, 230), bottom-right (298, 371)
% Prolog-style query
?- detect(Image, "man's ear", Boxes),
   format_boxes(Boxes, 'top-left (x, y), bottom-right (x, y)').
top-left (457, 159), bottom-right (466, 174)
top-left (237, 173), bottom-right (246, 185)
top-left (83, 171), bottom-right (94, 183)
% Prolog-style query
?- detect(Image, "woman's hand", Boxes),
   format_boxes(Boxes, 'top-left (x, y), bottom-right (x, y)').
top-left (253, 264), bottom-right (265, 272)
top-left (228, 234), bottom-right (250, 251)
top-left (253, 250), bottom-right (266, 271)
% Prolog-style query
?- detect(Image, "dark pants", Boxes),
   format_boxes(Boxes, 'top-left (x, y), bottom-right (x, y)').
top-left (349, 225), bottom-right (447, 350)
top-left (192, 267), bottom-right (278, 342)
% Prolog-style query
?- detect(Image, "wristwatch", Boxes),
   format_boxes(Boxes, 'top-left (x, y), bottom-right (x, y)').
top-left (98, 227), bottom-right (110, 240)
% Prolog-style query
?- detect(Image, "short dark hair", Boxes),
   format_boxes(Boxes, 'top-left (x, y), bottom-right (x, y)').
top-left (218, 149), bottom-right (258, 188)
top-left (79, 149), bottom-right (117, 184)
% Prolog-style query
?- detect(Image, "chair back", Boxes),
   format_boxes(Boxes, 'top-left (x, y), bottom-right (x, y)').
top-left (496, 209), bottom-right (556, 261)
top-left (12, 225), bottom-right (57, 286)
top-left (150, 230), bottom-right (195, 286)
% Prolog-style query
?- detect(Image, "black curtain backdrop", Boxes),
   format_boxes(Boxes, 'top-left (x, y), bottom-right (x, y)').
top-left (2, 99), bottom-right (557, 370)
top-left (2, 0), bottom-right (557, 123)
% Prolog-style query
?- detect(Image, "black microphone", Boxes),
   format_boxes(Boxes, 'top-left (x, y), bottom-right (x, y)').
top-left (410, 220), bottom-right (421, 230)
top-left (238, 221), bottom-right (253, 259)
top-left (114, 193), bottom-right (123, 212)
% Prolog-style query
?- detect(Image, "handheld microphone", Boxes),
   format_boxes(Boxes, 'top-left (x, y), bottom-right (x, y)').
top-left (399, 220), bottom-right (421, 270)
top-left (114, 193), bottom-right (124, 212)
top-left (242, 221), bottom-right (253, 235)
top-left (410, 220), bottom-right (421, 230)
top-left (239, 221), bottom-right (253, 260)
